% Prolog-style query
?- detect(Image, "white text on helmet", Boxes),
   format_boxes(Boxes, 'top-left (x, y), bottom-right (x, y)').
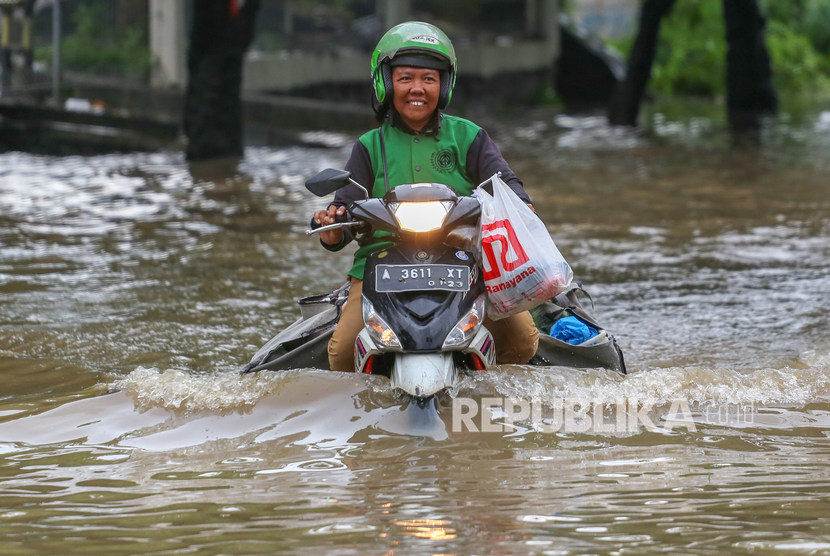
top-left (409, 35), bottom-right (440, 45)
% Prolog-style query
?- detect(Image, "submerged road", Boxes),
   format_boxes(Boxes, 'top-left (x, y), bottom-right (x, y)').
top-left (1, 106), bottom-right (829, 552)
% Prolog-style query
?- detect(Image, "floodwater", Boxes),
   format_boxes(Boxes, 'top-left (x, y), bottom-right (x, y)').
top-left (1, 106), bottom-right (829, 554)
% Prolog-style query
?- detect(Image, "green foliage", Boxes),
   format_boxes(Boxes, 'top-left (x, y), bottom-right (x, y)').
top-left (36, 2), bottom-right (152, 79)
top-left (759, 0), bottom-right (806, 22)
top-left (612, 0), bottom-right (830, 98)
top-left (651, 1), bottom-right (726, 97)
top-left (761, 0), bottom-right (830, 88)
top-left (802, 1), bottom-right (830, 54)
top-left (765, 18), bottom-right (830, 94)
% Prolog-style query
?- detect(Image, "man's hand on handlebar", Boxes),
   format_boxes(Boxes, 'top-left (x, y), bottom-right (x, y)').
top-left (313, 205), bottom-right (347, 245)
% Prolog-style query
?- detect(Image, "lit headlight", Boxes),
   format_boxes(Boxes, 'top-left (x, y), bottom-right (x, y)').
top-left (362, 297), bottom-right (401, 348)
top-left (392, 201), bottom-right (450, 233)
top-left (442, 295), bottom-right (485, 348)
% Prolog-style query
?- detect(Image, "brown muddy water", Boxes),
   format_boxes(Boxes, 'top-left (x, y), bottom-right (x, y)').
top-left (1, 108), bottom-right (829, 554)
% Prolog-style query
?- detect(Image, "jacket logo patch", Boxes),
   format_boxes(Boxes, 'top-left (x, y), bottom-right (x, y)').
top-left (431, 149), bottom-right (456, 173)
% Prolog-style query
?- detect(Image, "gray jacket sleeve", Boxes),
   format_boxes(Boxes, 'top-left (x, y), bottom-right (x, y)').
top-left (466, 129), bottom-right (532, 204)
top-left (319, 140), bottom-right (373, 251)
top-left (332, 141), bottom-right (373, 208)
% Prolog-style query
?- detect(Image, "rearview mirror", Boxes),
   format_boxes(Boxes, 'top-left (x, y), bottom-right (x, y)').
top-left (305, 168), bottom-right (352, 197)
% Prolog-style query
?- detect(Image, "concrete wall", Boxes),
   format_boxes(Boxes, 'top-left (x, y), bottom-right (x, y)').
top-left (242, 39), bottom-right (559, 93)
top-left (151, 0), bottom-right (560, 96)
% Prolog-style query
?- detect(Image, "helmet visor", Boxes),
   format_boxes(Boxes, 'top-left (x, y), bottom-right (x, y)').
top-left (389, 51), bottom-right (449, 71)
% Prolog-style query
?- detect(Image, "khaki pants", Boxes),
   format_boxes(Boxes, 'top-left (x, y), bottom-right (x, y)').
top-left (328, 278), bottom-right (540, 372)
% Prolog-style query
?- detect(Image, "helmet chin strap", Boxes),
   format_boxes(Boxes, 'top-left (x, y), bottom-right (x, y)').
top-left (380, 62), bottom-right (394, 104)
top-left (378, 125), bottom-right (391, 194)
top-left (438, 69), bottom-right (451, 109)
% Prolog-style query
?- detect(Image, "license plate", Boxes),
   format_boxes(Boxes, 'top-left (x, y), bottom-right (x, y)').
top-left (375, 264), bottom-right (470, 293)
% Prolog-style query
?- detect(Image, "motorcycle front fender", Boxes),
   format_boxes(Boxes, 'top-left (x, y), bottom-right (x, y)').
top-left (390, 353), bottom-right (458, 398)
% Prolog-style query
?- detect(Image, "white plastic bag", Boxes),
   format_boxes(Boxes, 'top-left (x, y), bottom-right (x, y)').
top-left (475, 174), bottom-right (573, 320)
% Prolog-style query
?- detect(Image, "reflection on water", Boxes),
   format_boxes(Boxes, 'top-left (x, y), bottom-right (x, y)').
top-left (1, 107), bottom-right (830, 552)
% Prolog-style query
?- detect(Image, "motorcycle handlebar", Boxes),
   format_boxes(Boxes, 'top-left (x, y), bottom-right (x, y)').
top-left (306, 214), bottom-right (362, 237)
top-left (309, 211), bottom-right (351, 230)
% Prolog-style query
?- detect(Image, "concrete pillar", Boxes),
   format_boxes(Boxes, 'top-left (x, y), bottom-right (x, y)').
top-left (149, 0), bottom-right (186, 88)
top-left (284, 0), bottom-right (293, 36)
top-left (0, 1), bottom-right (36, 94)
top-left (51, 0), bottom-right (59, 104)
top-left (378, 0), bottom-right (411, 30)
top-left (525, 0), bottom-right (538, 35)
top-left (525, 0), bottom-right (560, 59)
top-left (541, 0), bottom-right (560, 59)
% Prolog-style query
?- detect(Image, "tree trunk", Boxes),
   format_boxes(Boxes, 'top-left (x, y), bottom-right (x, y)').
top-left (722, 0), bottom-right (778, 141)
top-left (183, 0), bottom-right (260, 161)
top-left (607, 0), bottom-right (677, 127)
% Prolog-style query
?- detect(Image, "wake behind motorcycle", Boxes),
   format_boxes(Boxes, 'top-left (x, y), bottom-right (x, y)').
top-left (242, 169), bottom-right (626, 401)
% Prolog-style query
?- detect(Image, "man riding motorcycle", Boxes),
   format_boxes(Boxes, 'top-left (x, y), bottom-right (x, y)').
top-left (312, 21), bottom-right (539, 372)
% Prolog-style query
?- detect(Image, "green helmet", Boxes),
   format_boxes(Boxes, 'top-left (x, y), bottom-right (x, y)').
top-left (371, 21), bottom-right (457, 109)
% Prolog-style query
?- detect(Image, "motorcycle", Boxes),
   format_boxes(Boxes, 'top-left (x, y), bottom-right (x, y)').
top-left (241, 169), bottom-right (626, 403)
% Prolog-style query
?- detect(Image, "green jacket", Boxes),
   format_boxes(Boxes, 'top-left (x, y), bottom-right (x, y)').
top-left (330, 114), bottom-right (530, 280)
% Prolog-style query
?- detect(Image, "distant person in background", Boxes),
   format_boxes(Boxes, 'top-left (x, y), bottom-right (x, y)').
top-left (183, 0), bottom-right (260, 161)
top-left (608, 0), bottom-right (777, 144)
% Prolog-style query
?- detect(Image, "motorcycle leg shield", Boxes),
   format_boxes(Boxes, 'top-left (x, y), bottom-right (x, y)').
top-left (354, 329), bottom-right (380, 373)
top-left (467, 327), bottom-right (497, 368)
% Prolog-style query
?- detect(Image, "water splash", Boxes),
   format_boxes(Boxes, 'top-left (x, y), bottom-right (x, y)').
top-left (469, 349), bottom-right (830, 409)
top-left (554, 114), bottom-right (645, 150)
top-left (109, 345), bottom-right (830, 420)
top-left (111, 366), bottom-right (327, 414)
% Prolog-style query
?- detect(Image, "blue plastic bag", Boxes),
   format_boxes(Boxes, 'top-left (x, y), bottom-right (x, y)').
top-left (550, 316), bottom-right (598, 345)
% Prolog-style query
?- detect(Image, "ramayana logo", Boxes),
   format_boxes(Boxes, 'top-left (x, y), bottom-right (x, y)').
top-left (485, 265), bottom-right (537, 294)
top-left (452, 397), bottom-right (711, 434)
top-left (481, 219), bottom-right (529, 281)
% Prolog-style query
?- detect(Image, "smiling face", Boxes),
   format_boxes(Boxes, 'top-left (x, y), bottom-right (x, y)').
top-left (391, 66), bottom-right (441, 132)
